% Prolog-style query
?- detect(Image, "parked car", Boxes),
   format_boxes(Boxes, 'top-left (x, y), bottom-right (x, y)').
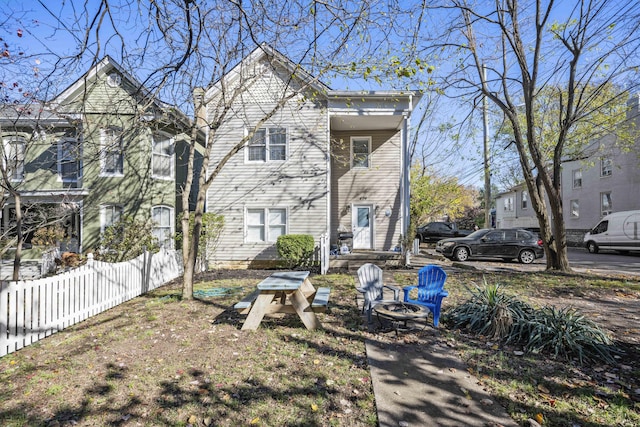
top-left (435, 228), bottom-right (544, 264)
top-left (583, 210), bottom-right (640, 254)
top-left (415, 221), bottom-right (473, 243)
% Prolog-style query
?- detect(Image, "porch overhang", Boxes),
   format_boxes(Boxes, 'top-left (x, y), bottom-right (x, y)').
top-left (6, 190), bottom-right (89, 204)
top-left (327, 90), bottom-right (422, 131)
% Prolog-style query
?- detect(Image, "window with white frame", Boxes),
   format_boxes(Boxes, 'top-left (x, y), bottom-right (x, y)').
top-left (152, 205), bottom-right (174, 246)
top-left (600, 192), bottom-right (612, 216)
top-left (100, 204), bottom-right (123, 233)
top-left (351, 137), bottom-right (371, 168)
top-left (572, 169), bottom-right (582, 188)
top-left (570, 199), bottom-right (579, 218)
top-left (247, 127), bottom-right (287, 162)
top-left (100, 128), bottom-right (124, 175)
top-left (246, 208), bottom-right (286, 242)
top-left (521, 191), bottom-right (528, 210)
top-left (504, 196), bottom-right (514, 211)
top-left (600, 157), bottom-right (612, 177)
top-left (3, 136), bottom-right (25, 181)
top-left (152, 132), bottom-right (174, 179)
top-left (58, 138), bottom-right (80, 182)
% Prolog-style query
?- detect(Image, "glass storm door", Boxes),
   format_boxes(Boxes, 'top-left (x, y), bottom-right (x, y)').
top-left (352, 205), bottom-right (372, 249)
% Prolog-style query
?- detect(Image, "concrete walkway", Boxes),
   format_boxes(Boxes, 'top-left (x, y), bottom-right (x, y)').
top-left (364, 255), bottom-right (519, 427)
top-left (366, 332), bottom-right (518, 427)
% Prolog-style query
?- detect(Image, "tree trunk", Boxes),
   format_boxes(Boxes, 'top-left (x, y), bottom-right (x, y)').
top-left (182, 243), bottom-right (195, 300)
top-left (546, 199), bottom-right (572, 271)
top-left (182, 203), bottom-right (204, 300)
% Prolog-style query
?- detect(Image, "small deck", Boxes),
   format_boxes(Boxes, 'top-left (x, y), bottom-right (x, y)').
top-left (329, 250), bottom-right (404, 270)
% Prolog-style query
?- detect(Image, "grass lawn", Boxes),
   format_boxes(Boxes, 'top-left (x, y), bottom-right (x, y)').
top-left (1, 266), bottom-right (639, 426)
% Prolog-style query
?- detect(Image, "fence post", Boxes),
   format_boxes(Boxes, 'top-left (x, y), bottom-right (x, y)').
top-left (320, 233), bottom-right (329, 275)
top-left (87, 253), bottom-right (94, 266)
top-left (142, 248), bottom-right (150, 293)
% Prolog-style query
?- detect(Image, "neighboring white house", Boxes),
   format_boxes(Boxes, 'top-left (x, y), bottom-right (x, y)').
top-left (561, 93), bottom-right (640, 244)
top-left (494, 183), bottom-right (540, 230)
top-left (198, 44), bottom-right (421, 268)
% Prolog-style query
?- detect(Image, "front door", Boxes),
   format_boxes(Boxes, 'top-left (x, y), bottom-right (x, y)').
top-left (352, 205), bottom-right (372, 249)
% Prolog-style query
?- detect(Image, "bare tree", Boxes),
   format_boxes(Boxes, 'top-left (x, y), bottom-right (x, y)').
top-left (3, 1), bottom-right (402, 291)
top-left (147, 1), bottom-right (387, 298)
top-left (412, 0), bottom-right (640, 271)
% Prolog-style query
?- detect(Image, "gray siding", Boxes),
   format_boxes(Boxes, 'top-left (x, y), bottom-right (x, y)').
top-left (330, 130), bottom-right (402, 251)
top-left (562, 93), bottom-right (640, 234)
top-left (205, 69), bottom-right (329, 264)
top-left (562, 139), bottom-right (640, 232)
top-left (495, 185), bottom-right (539, 229)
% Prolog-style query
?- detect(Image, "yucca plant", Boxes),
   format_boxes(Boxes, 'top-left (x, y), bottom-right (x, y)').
top-left (446, 279), bottom-right (534, 340)
top-left (517, 305), bottom-right (617, 364)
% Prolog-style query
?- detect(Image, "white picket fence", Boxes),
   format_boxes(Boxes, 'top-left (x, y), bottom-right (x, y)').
top-left (0, 248), bottom-right (183, 357)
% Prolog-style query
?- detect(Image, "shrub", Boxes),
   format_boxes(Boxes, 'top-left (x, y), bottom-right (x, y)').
top-left (447, 281), bottom-right (533, 339)
top-left (514, 305), bottom-right (616, 364)
top-left (32, 225), bottom-right (65, 247)
top-left (276, 234), bottom-right (315, 268)
top-left (97, 216), bottom-right (159, 262)
top-left (175, 212), bottom-right (224, 253)
top-left (175, 212), bottom-right (224, 270)
top-left (447, 279), bottom-right (617, 364)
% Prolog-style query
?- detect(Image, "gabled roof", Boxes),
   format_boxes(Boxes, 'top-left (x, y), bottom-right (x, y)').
top-left (51, 56), bottom-right (190, 127)
top-left (204, 43), bottom-right (331, 102)
top-left (203, 43), bottom-right (422, 131)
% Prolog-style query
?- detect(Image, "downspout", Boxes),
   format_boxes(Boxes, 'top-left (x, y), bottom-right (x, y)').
top-left (402, 94), bottom-right (414, 241)
top-left (325, 106), bottom-right (332, 273)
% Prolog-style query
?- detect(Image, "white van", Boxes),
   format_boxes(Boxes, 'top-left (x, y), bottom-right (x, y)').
top-left (583, 210), bottom-right (640, 254)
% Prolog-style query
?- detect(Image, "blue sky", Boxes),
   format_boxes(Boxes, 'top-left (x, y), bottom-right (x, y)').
top-left (3, 0), bottom-right (633, 191)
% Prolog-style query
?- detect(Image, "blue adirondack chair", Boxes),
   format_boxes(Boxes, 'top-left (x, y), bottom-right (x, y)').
top-left (403, 265), bottom-right (448, 327)
top-left (356, 263), bottom-right (401, 323)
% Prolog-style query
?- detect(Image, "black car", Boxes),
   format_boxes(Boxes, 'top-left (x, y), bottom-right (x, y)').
top-left (435, 228), bottom-right (544, 264)
top-left (415, 221), bottom-right (472, 243)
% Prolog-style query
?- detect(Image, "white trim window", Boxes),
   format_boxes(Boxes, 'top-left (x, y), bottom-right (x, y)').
top-left (600, 157), bottom-right (612, 177)
top-left (3, 136), bottom-right (26, 181)
top-left (58, 137), bottom-right (80, 183)
top-left (152, 132), bottom-right (174, 179)
top-left (246, 207), bottom-right (287, 242)
top-left (100, 127), bottom-right (124, 176)
top-left (572, 169), bottom-right (582, 189)
top-left (521, 191), bottom-right (528, 210)
top-left (152, 205), bottom-right (174, 247)
top-left (600, 192), bottom-right (612, 217)
top-left (351, 136), bottom-right (371, 168)
top-left (504, 196), bottom-right (514, 211)
top-left (247, 127), bottom-right (287, 162)
top-left (570, 199), bottom-right (579, 218)
top-left (100, 204), bottom-right (123, 233)
top-left (106, 73), bottom-right (122, 88)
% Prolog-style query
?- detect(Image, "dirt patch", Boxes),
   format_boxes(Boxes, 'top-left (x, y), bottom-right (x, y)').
top-left (1, 266), bottom-right (639, 426)
top-left (0, 271), bottom-right (375, 427)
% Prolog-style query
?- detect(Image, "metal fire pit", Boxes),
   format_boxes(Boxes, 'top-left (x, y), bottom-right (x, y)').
top-left (372, 300), bottom-right (431, 333)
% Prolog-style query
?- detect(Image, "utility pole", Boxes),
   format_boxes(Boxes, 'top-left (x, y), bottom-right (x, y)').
top-left (482, 63), bottom-right (491, 228)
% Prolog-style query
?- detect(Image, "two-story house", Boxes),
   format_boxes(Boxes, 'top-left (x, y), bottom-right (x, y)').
top-left (494, 183), bottom-right (539, 230)
top-left (1, 56), bottom-right (188, 256)
top-left (561, 93), bottom-right (640, 244)
top-left (199, 45), bottom-right (421, 268)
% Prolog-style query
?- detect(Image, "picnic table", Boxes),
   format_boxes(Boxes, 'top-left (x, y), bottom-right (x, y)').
top-left (234, 271), bottom-right (330, 331)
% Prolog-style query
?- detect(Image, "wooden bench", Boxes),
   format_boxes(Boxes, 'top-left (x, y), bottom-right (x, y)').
top-left (235, 287), bottom-right (331, 314)
top-left (233, 289), bottom-right (260, 314)
top-left (311, 287), bottom-right (331, 313)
